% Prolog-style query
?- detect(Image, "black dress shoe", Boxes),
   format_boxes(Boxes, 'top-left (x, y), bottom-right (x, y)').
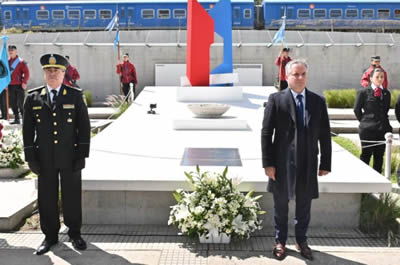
top-left (296, 242), bottom-right (313, 261)
top-left (70, 236), bottom-right (87, 250)
top-left (35, 240), bottom-right (58, 255)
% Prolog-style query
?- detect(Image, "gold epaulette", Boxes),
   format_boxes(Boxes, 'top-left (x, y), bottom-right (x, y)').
top-left (27, 85), bottom-right (45, 93)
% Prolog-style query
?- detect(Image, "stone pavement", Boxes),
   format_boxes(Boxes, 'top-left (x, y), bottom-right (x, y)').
top-left (1, 225), bottom-right (399, 265)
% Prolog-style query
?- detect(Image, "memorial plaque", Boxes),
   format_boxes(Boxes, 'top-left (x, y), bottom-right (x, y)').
top-left (181, 148), bottom-right (242, 166)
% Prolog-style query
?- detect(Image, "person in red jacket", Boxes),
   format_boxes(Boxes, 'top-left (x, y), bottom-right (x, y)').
top-left (116, 53), bottom-right (138, 99)
top-left (275, 48), bottom-right (292, 90)
top-left (361, 56), bottom-right (388, 89)
top-left (63, 55), bottom-right (80, 88)
top-left (8, 45), bottom-right (30, 124)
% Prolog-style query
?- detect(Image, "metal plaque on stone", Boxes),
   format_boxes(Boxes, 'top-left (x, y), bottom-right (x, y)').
top-left (181, 148), bottom-right (242, 166)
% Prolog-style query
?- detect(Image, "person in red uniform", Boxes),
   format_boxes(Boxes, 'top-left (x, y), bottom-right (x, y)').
top-left (8, 45), bottom-right (30, 124)
top-left (116, 53), bottom-right (138, 99)
top-left (275, 48), bottom-right (292, 91)
top-left (361, 56), bottom-right (388, 89)
top-left (63, 55), bottom-right (80, 88)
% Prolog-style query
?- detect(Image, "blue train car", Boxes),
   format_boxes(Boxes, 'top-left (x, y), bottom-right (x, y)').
top-left (0, 0), bottom-right (254, 31)
top-left (263, 0), bottom-right (400, 31)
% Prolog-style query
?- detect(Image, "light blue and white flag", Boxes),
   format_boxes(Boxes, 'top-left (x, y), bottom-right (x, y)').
top-left (105, 11), bottom-right (119, 31)
top-left (0, 36), bottom-right (11, 94)
top-left (272, 14), bottom-right (286, 44)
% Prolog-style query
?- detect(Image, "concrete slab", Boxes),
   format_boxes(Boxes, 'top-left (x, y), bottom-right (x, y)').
top-left (81, 86), bottom-right (391, 226)
top-left (328, 108), bottom-right (397, 121)
top-left (0, 179), bottom-right (37, 231)
top-left (331, 120), bottom-right (400, 134)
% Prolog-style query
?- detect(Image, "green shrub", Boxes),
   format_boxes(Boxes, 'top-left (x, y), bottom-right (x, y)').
top-left (332, 136), bottom-right (361, 158)
top-left (83, 90), bottom-right (92, 107)
top-left (324, 89), bottom-right (357, 108)
top-left (360, 193), bottom-right (400, 246)
top-left (390, 89), bottom-right (400, 108)
top-left (105, 94), bottom-right (131, 118)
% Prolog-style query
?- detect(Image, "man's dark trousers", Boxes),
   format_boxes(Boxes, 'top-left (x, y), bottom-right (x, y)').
top-left (0, 90), bottom-right (7, 119)
top-left (38, 167), bottom-right (82, 241)
top-left (273, 126), bottom-right (312, 245)
top-left (8, 84), bottom-right (24, 120)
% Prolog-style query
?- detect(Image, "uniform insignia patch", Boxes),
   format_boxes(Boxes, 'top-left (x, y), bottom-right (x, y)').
top-left (41, 88), bottom-right (46, 95)
top-left (63, 89), bottom-right (67, 95)
top-left (32, 106), bottom-right (42, 110)
top-left (63, 104), bottom-right (75, 109)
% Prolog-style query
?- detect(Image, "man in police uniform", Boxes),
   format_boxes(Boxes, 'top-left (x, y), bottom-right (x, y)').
top-left (23, 54), bottom-right (90, 255)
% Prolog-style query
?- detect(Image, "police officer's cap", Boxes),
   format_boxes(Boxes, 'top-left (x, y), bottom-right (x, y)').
top-left (40, 54), bottom-right (68, 71)
top-left (123, 53), bottom-right (129, 57)
top-left (371, 56), bottom-right (381, 61)
top-left (8, 45), bottom-right (17, 51)
top-left (282, 48), bottom-right (290, 52)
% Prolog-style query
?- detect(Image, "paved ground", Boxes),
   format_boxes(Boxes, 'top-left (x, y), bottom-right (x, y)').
top-left (1, 225), bottom-right (399, 265)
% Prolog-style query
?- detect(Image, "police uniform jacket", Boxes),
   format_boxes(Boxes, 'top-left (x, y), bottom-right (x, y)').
top-left (354, 86), bottom-right (392, 133)
top-left (23, 84), bottom-right (90, 169)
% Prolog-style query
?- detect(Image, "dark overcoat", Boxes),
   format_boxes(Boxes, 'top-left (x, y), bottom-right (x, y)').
top-left (23, 84), bottom-right (90, 169)
top-left (261, 88), bottom-right (332, 199)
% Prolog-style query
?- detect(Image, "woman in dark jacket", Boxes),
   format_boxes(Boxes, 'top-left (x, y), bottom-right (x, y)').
top-left (354, 68), bottom-right (392, 173)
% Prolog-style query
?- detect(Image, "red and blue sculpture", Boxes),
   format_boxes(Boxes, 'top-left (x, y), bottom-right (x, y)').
top-left (186, 0), bottom-right (233, 86)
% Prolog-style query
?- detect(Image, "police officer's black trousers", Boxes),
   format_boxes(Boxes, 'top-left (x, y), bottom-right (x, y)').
top-left (0, 90), bottom-right (7, 119)
top-left (8, 85), bottom-right (24, 120)
top-left (38, 168), bottom-right (82, 241)
top-left (273, 127), bottom-right (311, 245)
top-left (359, 129), bottom-right (386, 173)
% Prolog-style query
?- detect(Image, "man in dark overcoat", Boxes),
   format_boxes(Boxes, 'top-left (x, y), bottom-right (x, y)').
top-left (23, 54), bottom-right (90, 255)
top-left (261, 59), bottom-right (332, 261)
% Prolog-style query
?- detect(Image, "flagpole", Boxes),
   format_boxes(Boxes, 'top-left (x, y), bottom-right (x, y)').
top-left (118, 37), bottom-right (122, 96)
top-left (6, 87), bottom-right (9, 120)
top-left (278, 41), bottom-right (284, 91)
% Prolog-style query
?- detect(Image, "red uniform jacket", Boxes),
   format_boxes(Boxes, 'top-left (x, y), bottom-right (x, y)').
top-left (116, 61), bottom-right (138, 84)
top-left (8, 56), bottom-right (30, 86)
top-left (63, 65), bottom-right (80, 87)
top-left (275, 56), bottom-right (292, 81)
top-left (361, 65), bottom-right (388, 89)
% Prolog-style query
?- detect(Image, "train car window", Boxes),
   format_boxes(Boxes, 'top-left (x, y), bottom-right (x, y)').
top-left (52, 10), bottom-right (65, 20)
top-left (142, 9), bottom-right (155, 19)
top-left (361, 9), bottom-right (374, 19)
top-left (128, 8), bottom-right (134, 18)
top-left (329, 9), bottom-right (342, 18)
top-left (298, 9), bottom-right (310, 19)
top-left (287, 8), bottom-right (294, 19)
top-left (4, 11), bottom-right (11, 20)
top-left (99, 10), bottom-right (112, 19)
top-left (244, 8), bottom-right (252, 19)
top-left (377, 9), bottom-right (390, 19)
top-left (158, 9), bottom-right (170, 19)
top-left (314, 9), bottom-right (326, 18)
top-left (16, 9), bottom-right (20, 20)
top-left (36, 10), bottom-right (49, 20)
top-left (84, 10), bottom-right (96, 20)
top-left (394, 9), bottom-right (400, 19)
top-left (23, 9), bottom-right (29, 20)
top-left (68, 10), bottom-right (80, 19)
top-left (173, 9), bottom-right (186, 19)
top-left (120, 8), bottom-right (126, 19)
top-left (345, 9), bottom-right (358, 18)
top-left (233, 7), bottom-right (240, 19)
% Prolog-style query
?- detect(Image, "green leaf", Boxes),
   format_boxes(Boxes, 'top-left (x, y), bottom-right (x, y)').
top-left (253, 195), bottom-right (263, 201)
top-left (196, 165), bottom-right (200, 174)
top-left (257, 210), bottom-right (266, 215)
top-left (223, 166), bottom-right (228, 177)
top-left (173, 191), bottom-right (182, 202)
top-left (184, 171), bottom-right (194, 183)
top-left (246, 191), bottom-right (254, 198)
